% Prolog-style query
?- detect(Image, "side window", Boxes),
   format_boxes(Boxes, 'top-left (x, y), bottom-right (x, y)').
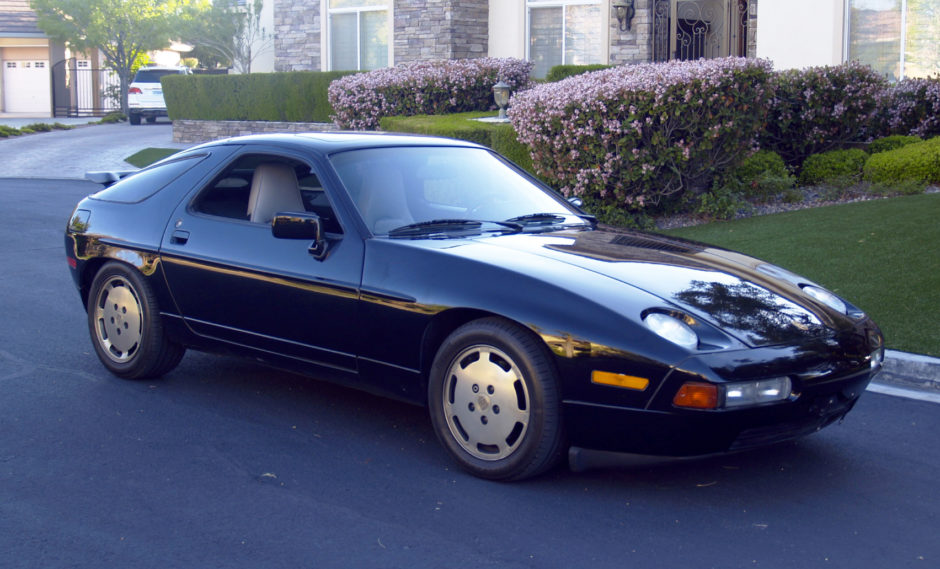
top-left (192, 154), bottom-right (343, 234)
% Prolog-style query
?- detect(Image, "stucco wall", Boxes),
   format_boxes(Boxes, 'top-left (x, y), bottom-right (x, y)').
top-left (756, 0), bottom-right (843, 70)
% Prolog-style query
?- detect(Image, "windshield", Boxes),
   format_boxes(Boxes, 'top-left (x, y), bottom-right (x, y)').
top-left (329, 146), bottom-right (580, 235)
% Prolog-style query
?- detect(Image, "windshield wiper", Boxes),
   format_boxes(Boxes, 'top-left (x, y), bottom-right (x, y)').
top-left (388, 219), bottom-right (522, 238)
top-left (505, 212), bottom-right (597, 228)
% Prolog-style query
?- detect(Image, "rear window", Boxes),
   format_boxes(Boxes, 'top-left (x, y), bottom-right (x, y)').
top-left (91, 155), bottom-right (204, 203)
top-left (133, 69), bottom-right (185, 83)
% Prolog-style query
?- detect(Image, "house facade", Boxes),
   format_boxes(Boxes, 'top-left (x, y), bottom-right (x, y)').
top-left (270, 0), bottom-right (938, 80)
top-left (0, 0), bottom-right (123, 118)
top-left (0, 0), bottom-right (56, 115)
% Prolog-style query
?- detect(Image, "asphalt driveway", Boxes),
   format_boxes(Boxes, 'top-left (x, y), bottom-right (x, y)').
top-left (0, 121), bottom-right (190, 179)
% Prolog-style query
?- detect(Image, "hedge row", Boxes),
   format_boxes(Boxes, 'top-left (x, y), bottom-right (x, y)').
top-left (510, 57), bottom-right (774, 211)
top-left (759, 62), bottom-right (887, 166)
top-left (328, 58), bottom-right (532, 130)
top-left (162, 71), bottom-right (356, 123)
top-left (864, 136), bottom-right (940, 186)
top-left (378, 112), bottom-right (536, 175)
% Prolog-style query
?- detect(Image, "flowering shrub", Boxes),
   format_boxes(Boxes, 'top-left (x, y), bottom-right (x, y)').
top-left (759, 62), bottom-right (887, 166)
top-left (874, 77), bottom-right (940, 139)
top-left (509, 57), bottom-right (774, 212)
top-left (328, 58), bottom-right (532, 130)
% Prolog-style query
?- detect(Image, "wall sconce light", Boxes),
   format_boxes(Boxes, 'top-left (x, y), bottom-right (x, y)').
top-left (613, 0), bottom-right (636, 32)
top-left (493, 80), bottom-right (511, 120)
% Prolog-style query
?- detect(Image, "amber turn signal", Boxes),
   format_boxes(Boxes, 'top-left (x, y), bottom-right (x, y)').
top-left (673, 382), bottom-right (719, 409)
top-left (592, 371), bottom-right (650, 391)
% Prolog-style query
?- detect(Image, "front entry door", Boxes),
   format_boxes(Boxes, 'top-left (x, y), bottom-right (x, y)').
top-left (652, 0), bottom-right (749, 62)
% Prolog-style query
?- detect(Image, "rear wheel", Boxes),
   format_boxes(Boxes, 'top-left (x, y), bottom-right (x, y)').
top-left (428, 318), bottom-right (564, 480)
top-left (145, 116), bottom-right (157, 124)
top-left (128, 112), bottom-right (141, 125)
top-left (87, 262), bottom-right (184, 379)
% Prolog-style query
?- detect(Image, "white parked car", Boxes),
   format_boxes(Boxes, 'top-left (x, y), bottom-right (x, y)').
top-left (127, 65), bottom-right (191, 125)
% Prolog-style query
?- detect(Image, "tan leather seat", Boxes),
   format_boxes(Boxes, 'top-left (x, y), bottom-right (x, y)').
top-left (247, 163), bottom-right (304, 224)
top-left (357, 167), bottom-right (413, 234)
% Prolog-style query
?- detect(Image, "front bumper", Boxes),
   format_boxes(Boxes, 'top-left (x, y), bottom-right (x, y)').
top-left (562, 326), bottom-right (883, 458)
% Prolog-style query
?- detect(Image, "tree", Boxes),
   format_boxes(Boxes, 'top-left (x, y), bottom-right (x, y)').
top-left (30, 0), bottom-right (192, 114)
top-left (181, 0), bottom-right (272, 74)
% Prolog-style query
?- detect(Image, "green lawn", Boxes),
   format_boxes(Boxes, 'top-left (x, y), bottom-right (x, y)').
top-left (125, 147), bottom-right (179, 168)
top-left (662, 193), bottom-right (940, 357)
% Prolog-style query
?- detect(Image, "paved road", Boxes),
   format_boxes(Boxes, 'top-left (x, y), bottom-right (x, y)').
top-left (0, 121), bottom-right (188, 179)
top-left (1, 177), bottom-right (938, 569)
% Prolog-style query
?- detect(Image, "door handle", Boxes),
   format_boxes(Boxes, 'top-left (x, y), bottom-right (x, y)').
top-left (170, 230), bottom-right (190, 245)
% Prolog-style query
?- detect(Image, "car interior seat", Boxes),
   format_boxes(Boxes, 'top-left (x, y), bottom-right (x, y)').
top-left (247, 163), bottom-right (305, 224)
top-left (357, 166), bottom-right (413, 234)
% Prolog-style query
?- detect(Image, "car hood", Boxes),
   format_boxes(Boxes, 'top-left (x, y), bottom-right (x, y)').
top-left (474, 228), bottom-right (834, 347)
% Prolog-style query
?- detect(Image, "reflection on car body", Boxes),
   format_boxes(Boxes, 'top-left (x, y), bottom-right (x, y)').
top-left (66, 133), bottom-right (884, 480)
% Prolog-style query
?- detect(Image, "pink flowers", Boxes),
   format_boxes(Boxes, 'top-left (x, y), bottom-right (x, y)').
top-left (328, 58), bottom-right (533, 130)
top-left (509, 57), bottom-right (773, 211)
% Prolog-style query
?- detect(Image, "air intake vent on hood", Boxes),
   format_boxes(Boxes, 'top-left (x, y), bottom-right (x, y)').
top-left (610, 234), bottom-right (697, 254)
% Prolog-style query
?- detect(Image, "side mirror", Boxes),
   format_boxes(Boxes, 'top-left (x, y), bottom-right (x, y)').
top-left (567, 196), bottom-right (584, 208)
top-left (272, 212), bottom-right (328, 260)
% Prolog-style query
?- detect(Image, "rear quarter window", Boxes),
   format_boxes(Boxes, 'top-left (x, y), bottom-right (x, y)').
top-left (91, 155), bottom-right (205, 204)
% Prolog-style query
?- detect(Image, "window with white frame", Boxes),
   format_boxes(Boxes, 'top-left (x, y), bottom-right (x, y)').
top-left (328, 0), bottom-right (389, 71)
top-left (847, 0), bottom-right (940, 80)
top-left (527, 0), bottom-right (604, 79)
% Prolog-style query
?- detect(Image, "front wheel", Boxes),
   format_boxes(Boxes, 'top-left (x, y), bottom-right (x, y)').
top-left (87, 262), bottom-right (184, 379)
top-left (428, 318), bottom-right (564, 480)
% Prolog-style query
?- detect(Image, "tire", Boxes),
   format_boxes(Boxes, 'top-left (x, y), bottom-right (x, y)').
top-left (145, 116), bottom-right (157, 124)
top-left (87, 262), bottom-right (184, 379)
top-left (128, 112), bottom-right (141, 125)
top-left (428, 317), bottom-right (565, 480)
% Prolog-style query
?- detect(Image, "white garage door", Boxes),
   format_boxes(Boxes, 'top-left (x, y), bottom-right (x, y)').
top-left (3, 60), bottom-right (51, 114)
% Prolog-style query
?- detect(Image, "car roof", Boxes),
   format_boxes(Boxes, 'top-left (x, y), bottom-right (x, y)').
top-left (185, 132), bottom-right (486, 155)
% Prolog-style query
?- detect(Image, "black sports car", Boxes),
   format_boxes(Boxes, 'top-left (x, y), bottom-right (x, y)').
top-left (66, 133), bottom-right (884, 480)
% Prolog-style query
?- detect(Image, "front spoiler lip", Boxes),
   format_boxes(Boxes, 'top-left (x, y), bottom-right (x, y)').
top-left (568, 445), bottom-right (741, 473)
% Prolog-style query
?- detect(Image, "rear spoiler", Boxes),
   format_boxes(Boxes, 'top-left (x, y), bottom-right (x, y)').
top-left (85, 170), bottom-right (137, 187)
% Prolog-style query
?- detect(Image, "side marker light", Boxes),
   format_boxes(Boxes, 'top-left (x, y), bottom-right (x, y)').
top-left (592, 371), bottom-right (650, 391)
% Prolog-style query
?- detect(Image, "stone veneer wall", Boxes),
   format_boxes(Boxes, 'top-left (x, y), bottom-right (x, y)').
top-left (267, 0), bottom-right (757, 73)
top-left (609, 1), bottom-right (653, 65)
top-left (394, 0), bottom-right (488, 63)
top-left (172, 120), bottom-right (339, 145)
top-left (274, 0), bottom-right (321, 71)
top-left (746, 0), bottom-right (758, 59)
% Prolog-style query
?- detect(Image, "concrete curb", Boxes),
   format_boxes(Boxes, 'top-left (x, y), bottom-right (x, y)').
top-left (875, 350), bottom-right (940, 393)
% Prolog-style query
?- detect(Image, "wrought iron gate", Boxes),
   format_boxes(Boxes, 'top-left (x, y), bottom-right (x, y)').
top-left (51, 58), bottom-right (121, 117)
top-left (652, 0), bottom-right (749, 62)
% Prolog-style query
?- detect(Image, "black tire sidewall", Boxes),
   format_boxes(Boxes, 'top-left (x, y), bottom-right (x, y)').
top-left (428, 318), bottom-right (563, 480)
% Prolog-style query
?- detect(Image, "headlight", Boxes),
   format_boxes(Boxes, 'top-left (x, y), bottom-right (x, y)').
top-left (802, 285), bottom-right (847, 314)
top-left (673, 377), bottom-right (792, 409)
top-left (722, 377), bottom-right (792, 408)
top-left (644, 312), bottom-right (698, 350)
